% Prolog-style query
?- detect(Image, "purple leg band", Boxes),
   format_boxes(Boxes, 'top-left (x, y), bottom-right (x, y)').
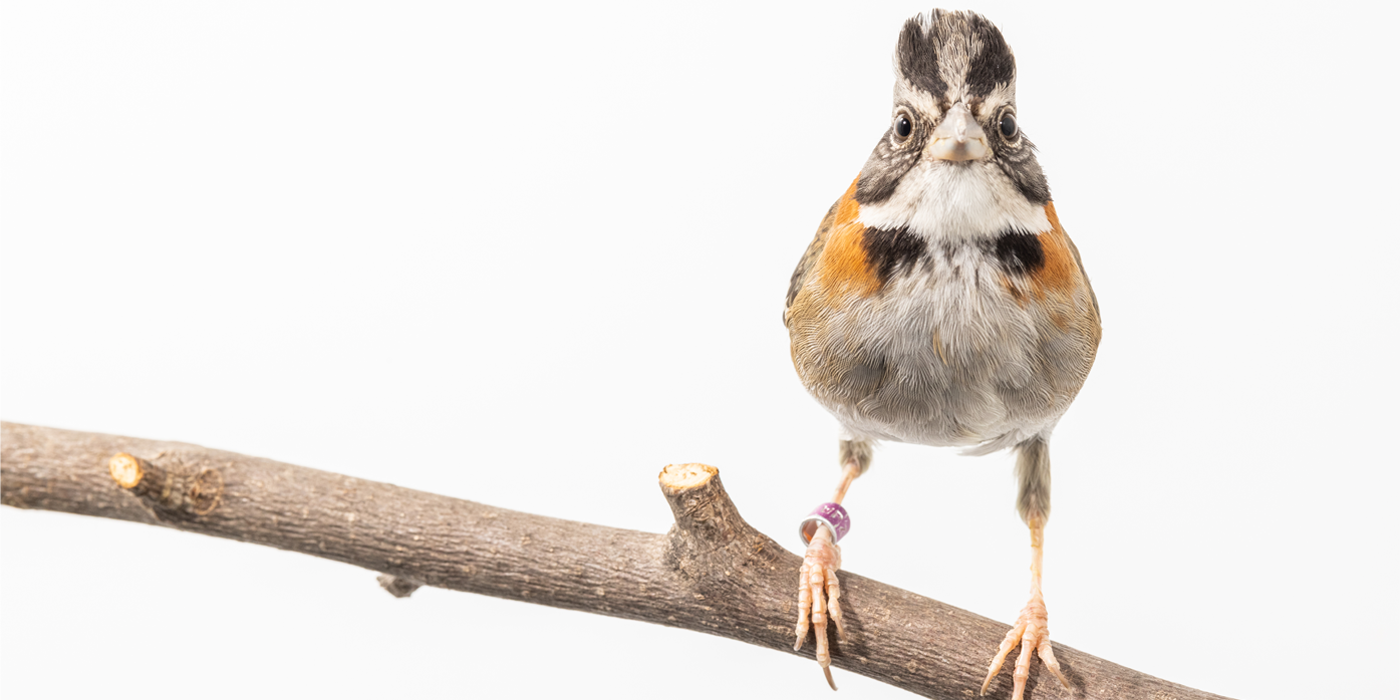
top-left (798, 502), bottom-right (851, 546)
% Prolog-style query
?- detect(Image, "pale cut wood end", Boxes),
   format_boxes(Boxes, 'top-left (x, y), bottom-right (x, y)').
top-left (108, 453), bottom-right (143, 489)
top-left (658, 463), bottom-right (716, 492)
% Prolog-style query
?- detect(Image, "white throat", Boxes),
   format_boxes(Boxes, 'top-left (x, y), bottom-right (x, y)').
top-left (856, 160), bottom-right (1049, 241)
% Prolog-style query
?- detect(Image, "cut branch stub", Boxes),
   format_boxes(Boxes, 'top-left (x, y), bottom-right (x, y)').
top-left (660, 463), bottom-right (746, 544)
top-left (108, 452), bottom-right (145, 488)
top-left (658, 463), bottom-right (774, 580)
top-left (108, 452), bottom-right (224, 519)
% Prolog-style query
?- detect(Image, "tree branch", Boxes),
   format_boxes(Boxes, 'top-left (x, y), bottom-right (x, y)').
top-left (0, 422), bottom-right (1227, 700)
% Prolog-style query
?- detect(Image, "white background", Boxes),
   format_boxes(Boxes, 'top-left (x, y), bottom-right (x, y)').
top-left (3, 2), bottom-right (1396, 698)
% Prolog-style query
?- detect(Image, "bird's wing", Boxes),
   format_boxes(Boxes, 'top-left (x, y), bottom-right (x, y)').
top-left (784, 200), bottom-right (838, 328)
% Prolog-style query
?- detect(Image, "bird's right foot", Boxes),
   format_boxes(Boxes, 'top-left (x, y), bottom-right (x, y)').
top-left (794, 524), bottom-right (845, 690)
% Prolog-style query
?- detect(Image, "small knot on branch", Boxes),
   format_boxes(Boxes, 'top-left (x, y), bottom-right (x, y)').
top-left (377, 574), bottom-right (425, 598)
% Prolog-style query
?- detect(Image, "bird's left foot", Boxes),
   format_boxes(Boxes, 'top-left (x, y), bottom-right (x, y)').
top-left (980, 589), bottom-right (1070, 700)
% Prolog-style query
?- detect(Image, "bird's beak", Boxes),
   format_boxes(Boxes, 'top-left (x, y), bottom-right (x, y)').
top-left (927, 102), bottom-right (990, 161)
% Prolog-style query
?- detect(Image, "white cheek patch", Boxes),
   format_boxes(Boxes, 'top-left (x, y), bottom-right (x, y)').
top-left (856, 161), bottom-right (1049, 241)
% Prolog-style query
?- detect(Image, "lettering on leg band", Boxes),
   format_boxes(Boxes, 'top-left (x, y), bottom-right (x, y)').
top-left (798, 502), bottom-right (851, 546)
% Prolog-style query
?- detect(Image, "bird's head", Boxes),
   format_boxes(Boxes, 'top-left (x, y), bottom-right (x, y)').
top-left (855, 10), bottom-right (1050, 240)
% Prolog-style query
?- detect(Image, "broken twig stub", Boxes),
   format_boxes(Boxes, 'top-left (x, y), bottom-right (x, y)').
top-left (109, 451), bottom-right (224, 519)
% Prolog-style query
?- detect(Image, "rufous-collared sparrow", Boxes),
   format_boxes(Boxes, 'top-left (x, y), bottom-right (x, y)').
top-left (783, 10), bottom-right (1101, 699)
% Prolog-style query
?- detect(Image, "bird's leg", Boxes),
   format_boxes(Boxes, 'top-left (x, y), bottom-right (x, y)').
top-left (980, 520), bottom-right (1070, 699)
top-left (981, 438), bottom-right (1071, 700)
top-left (794, 438), bottom-right (869, 690)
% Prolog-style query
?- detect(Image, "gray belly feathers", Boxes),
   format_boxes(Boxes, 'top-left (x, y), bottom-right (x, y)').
top-left (803, 244), bottom-right (1086, 452)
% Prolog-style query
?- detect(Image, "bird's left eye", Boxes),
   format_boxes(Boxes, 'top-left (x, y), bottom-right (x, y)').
top-left (999, 113), bottom-right (1018, 139)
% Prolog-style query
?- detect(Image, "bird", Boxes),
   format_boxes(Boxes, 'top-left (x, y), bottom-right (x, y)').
top-left (782, 10), bottom-right (1101, 699)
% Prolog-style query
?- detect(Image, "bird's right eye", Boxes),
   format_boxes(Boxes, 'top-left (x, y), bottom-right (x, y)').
top-left (894, 114), bottom-right (912, 139)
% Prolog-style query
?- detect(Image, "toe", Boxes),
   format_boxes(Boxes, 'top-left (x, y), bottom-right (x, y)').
top-left (1011, 631), bottom-right (1035, 700)
top-left (980, 620), bottom-right (1026, 695)
top-left (1037, 635), bottom-right (1070, 690)
top-left (794, 562), bottom-right (813, 650)
top-left (811, 568), bottom-right (831, 666)
top-left (825, 564), bottom-right (846, 642)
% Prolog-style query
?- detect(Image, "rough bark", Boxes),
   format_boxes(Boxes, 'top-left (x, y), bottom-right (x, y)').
top-left (0, 422), bottom-right (1229, 700)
